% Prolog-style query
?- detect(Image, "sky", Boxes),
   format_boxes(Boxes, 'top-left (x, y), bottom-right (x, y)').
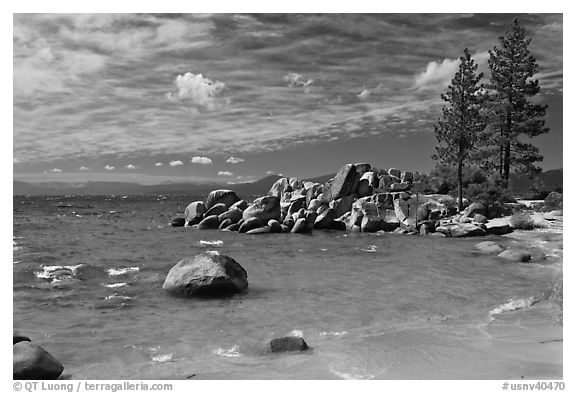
top-left (13, 13), bottom-right (563, 185)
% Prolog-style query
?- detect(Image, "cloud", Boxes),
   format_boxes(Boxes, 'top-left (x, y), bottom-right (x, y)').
top-left (283, 72), bottom-right (313, 91)
top-left (226, 156), bottom-right (245, 164)
top-left (266, 171), bottom-right (276, 175)
top-left (105, 165), bottom-right (115, 171)
top-left (191, 156), bottom-right (213, 165)
top-left (155, 162), bottom-right (164, 167)
top-left (218, 171), bottom-right (234, 176)
top-left (79, 166), bottom-right (90, 171)
top-left (413, 51), bottom-right (489, 91)
top-left (49, 168), bottom-right (62, 173)
top-left (166, 72), bottom-right (227, 110)
top-left (125, 164), bottom-right (137, 169)
top-left (169, 160), bottom-right (183, 167)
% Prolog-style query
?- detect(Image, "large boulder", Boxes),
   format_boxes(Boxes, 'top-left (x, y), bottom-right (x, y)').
top-left (475, 241), bottom-right (505, 254)
top-left (269, 177), bottom-right (289, 198)
top-left (184, 201), bottom-right (206, 225)
top-left (436, 222), bottom-right (486, 237)
top-left (291, 218), bottom-right (308, 233)
top-left (287, 197), bottom-right (307, 218)
top-left (388, 168), bottom-right (401, 181)
top-left (13, 341), bottom-right (64, 380)
top-left (401, 171), bottom-right (413, 183)
top-left (230, 200), bottom-right (248, 211)
top-left (464, 203), bottom-right (487, 218)
top-left (13, 333), bottom-right (31, 345)
top-left (376, 174), bottom-right (394, 192)
top-left (498, 249), bottom-right (531, 263)
top-left (324, 164), bottom-right (358, 201)
top-left (206, 190), bottom-right (241, 211)
top-left (390, 182), bottom-right (410, 192)
top-left (486, 218), bottom-right (514, 235)
top-left (243, 196), bottom-right (281, 222)
top-left (305, 183), bottom-right (323, 207)
top-left (162, 251), bottom-right (248, 296)
top-left (329, 194), bottom-right (355, 218)
top-left (170, 217), bottom-right (186, 227)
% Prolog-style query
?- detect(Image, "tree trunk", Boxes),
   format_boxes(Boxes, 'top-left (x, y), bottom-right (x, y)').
top-left (504, 110), bottom-right (512, 188)
top-left (458, 158), bottom-right (463, 212)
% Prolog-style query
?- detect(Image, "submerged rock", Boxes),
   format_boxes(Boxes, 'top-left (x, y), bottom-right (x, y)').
top-left (264, 337), bottom-right (310, 353)
top-left (475, 241), bottom-right (505, 254)
top-left (162, 251), bottom-right (248, 296)
top-left (13, 341), bottom-right (64, 380)
top-left (498, 249), bottom-right (532, 263)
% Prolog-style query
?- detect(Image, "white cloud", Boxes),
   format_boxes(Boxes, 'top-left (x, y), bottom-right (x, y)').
top-left (79, 166), bottom-right (90, 171)
top-left (226, 156), bottom-right (245, 164)
top-left (218, 171), bottom-right (234, 176)
top-left (284, 72), bottom-right (314, 89)
top-left (413, 52), bottom-right (489, 91)
top-left (154, 162), bottom-right (164, 167)
top-left (166, 72), bottom-right (227, 110)
top-left (191, 156), bottom-right (213, 165)
top-left (49, 168), bottom-right (62, 173)
top-left (169, 160), bottom-right (184, 167)
top-left (105, 165), bottom-right (115, 171)
top-left (266, 171), bottom-right (276, 175)
top-left (125, 164), bottom-right (137, 169)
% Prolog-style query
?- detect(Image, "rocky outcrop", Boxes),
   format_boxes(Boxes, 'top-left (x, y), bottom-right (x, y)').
top-left (264, 337), bottom-right (310, 353)
top-left (475, 241), bottom-right (505, 254)
top-left (324, 164), bottom-right (358, 201)
top-left (163, 251), bottom-right (248, 296)
top-left (198, 215), bottom-right (220, 230)
top-left (13, 341), bottom-right (64, 380)
top-left (239, 217), bottom-right (266, 233)
top-left (498, 249), bottom-right (531, 263)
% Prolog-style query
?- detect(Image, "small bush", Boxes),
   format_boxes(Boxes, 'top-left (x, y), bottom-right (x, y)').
top-left (509, 213), bottom-right (535, 230)
top-left (544, 191), bottom-right (563, 210)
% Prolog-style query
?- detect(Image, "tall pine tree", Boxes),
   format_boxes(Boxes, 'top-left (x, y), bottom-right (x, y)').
top-left (433, 48), bottom-right (485, 211)
top-left (487, 18), bottom-right (548, 187)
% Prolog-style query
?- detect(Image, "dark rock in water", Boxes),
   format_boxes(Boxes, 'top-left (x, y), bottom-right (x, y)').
top-left (239, 217), bottom-right (266, 233)
top-left (218, 219), bottom-right (232, 230)
top-left (230, 200), bottom-right (248, 211)
top-left (314, 208), bottom-right (337, 229)
top-left (280, 224), bottom-right (291, 233)
top-left (13, 333), bottom-right (31, 345)
top-left (436, 222), bottom-right (486, 237)
top-left (206, 189), bottom-right (241, 211)
top-left (304, 211), bottom-right (318, 231)
top-left (325, 164), bottom-right (358, 201)
top-left (361, 215), bottom-right (381, 232)
top-left (498, 249), bottom-right (531, 263)
top-left (247, 226), bottom-right (272, 234)
top-left (198, 215), bottom-right (220, 230)
top-left (265, 337), bottom-right (310, 353)
top-left (204, 203), bottom-right (228, 218)
top-left (13, 341), bottom-right (64, 380)
top-left (268, 219), bottom-right (282, 233)
top-left (170, 217), bottom-right (186, 227)
top-left (218, 208), bottom-right (243, 224)
top-left (162, 251), bottom-right (248, 296)
top-left (464, 203), bottom-right (487, 218)
top-left (224, 222), bottom-right (241, 232)
top-left (291, 218), bottom-right (308, 233)
top-left (243, 196), bottom-right (281, 222)
top-left (330, 194), bottom-right (355, 218)
top-left (282, 218), bottom-right (295, 230)
top-left (475, 241), bottom-right (505, 254)
top-left (473, 214), bottom-right (488, 224)
top-left (184, 201), bottom-right (206, 225)
top-left (329, 220), bottom-right (347, 230)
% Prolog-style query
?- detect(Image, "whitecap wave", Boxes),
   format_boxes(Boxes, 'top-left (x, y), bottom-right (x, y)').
top-left (362, 245), bottom-right (377, 253)
top-left (214, 344), bottom-right (242, 358)
top-left (197, 240), bottom-right (224, 247)
top-left (35, 264), bottom-right (84, 282)
top-left (320, 331), bottom-right (348, 337)
top-left (107, 267), bottom-right (139, 276)
top-left (329, 367), bottom-right (374, 380)
top-left (104, 294), bottom-right (132, 301)
top-left (489, 296), bottom-right (538, 321)
top-left (104, 283), bottom-right (128, 288)
top-left (152, 353), bottom-right (174, 363)
top-left (290, 330), bottom-right (304, 337)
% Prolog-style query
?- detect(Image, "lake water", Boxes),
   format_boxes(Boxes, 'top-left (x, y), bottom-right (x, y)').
top-left (13, 195), bottom-right (563, 380)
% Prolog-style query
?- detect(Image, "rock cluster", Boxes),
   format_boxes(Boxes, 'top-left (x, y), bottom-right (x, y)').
top-left (170, 163), bottom-right (514, 238)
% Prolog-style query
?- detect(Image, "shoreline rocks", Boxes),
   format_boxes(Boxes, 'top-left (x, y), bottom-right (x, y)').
top-left (13, 341), bottom-right (64, 380)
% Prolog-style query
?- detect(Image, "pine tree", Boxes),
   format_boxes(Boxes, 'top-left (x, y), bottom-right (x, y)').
top-left (487, 18), bottom-right (549, 187)
top-left (432, 48), bottom-right (485, 211)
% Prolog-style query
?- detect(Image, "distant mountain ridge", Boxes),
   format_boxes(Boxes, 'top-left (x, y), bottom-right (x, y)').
top-left (13, 169), bottom-right (561, 197)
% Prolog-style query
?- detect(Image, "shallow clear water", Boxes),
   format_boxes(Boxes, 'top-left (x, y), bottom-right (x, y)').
top-left (13, 195), bottom-right (562, 379)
